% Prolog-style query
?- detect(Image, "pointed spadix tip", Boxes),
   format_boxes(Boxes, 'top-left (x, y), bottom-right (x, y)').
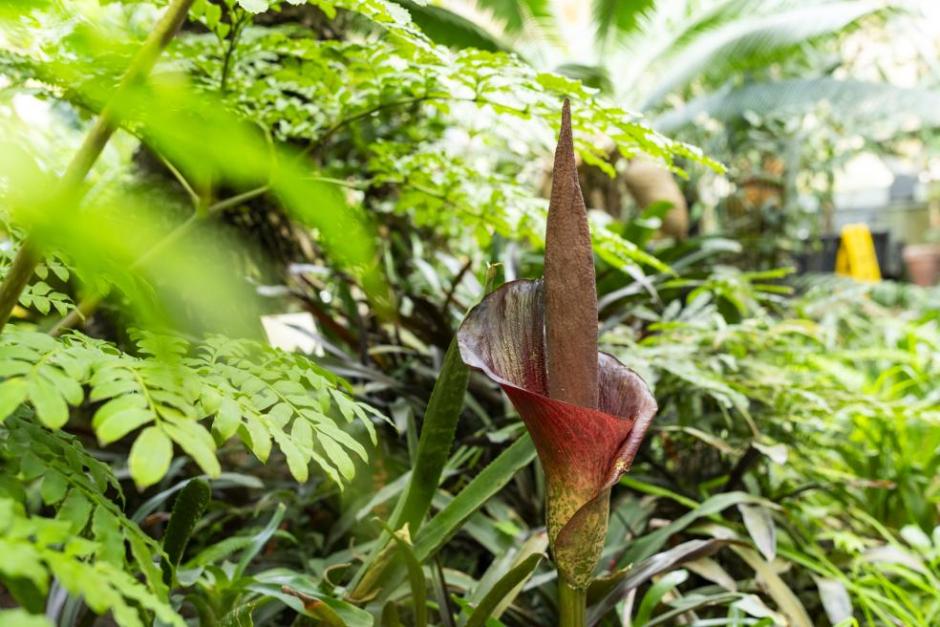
top-left (560, 98), bottom-right (572, 144)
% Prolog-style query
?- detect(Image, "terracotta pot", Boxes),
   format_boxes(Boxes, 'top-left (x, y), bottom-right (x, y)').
top-left (903, 244), bottom-right (940, 286)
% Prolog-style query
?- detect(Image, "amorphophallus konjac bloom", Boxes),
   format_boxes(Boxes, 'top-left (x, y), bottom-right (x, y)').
top-left (456, 101), bottom-right (658, 617)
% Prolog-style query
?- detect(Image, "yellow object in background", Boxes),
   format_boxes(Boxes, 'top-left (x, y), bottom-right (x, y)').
top-left (835, 223), bottom-right (881, 282)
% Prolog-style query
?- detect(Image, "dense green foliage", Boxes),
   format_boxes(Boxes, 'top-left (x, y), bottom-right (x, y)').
top-left (0, 0), bottom-right (938, 626)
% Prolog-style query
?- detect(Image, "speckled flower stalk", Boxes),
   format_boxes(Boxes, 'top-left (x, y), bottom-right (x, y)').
top-left (457, 102), bottom-right (658, 610)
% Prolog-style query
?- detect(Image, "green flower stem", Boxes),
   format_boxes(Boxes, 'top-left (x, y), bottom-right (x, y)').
top-left (558, 578), bottom-right (587, 627)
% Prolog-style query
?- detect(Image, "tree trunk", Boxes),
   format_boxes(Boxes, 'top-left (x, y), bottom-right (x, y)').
top-left (624, 157), bottom-right (689, 240)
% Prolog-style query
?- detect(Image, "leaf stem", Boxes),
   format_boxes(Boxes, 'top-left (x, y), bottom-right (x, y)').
top-left (301, 93), bottom-right (460, 156)
top-left (558, 579), bottom-right (587, 627)
top-left (0, 0), bottom-right (196, 333)
top-left (48, 185), bottom-right (268, 336)
top-left (219, 9), bottom-right (248, 93)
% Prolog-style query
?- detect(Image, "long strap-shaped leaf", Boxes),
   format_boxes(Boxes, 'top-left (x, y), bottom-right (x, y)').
top-left (413, 434), bottom-right (535, 561)
top-left (464, 554), bottom-right (542, 627)
top-left (586, 538), bottom-right (735, 625)
top-left (616, 489), bottom-right (770, 566)
top-left (234, 503), bottom-right (285, 581)
top-left (380, 522), bottom-right (428, 627)
top-left (347, 337), bottom-right (469, 598)
top-left (348, 435), bottom-right (536, 603)
top-left (391, 337), bottom-right (469, 533)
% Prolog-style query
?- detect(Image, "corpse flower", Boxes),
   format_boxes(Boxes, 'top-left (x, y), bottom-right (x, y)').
top-left (456, 102), bottom-right (657, 596)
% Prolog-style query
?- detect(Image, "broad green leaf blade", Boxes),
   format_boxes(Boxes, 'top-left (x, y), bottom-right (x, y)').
top-left (40, 469), bottom-right (68, 505)
top-left (98, 407), bottom-right (154, 446)
top-left (318, 434), bottom-right (356, 482)
top-left (271, 430), bottom-right (309, 483)
top-left (240, 414), bottom-right (272, 463)
top-left (163, 420), bottom-right (221, 478)
top-left (213, 397), bottom-right (241, 441)
top-left (93, 394), bottom-right (148, 429)
top-left (28, 377), bottom-right (68, 429)
top-left (56, 490), bottom-right (93, 533)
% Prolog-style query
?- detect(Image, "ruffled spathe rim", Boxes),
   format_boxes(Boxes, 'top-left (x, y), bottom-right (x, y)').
top-left (456, 279), bottom-right (657, 583)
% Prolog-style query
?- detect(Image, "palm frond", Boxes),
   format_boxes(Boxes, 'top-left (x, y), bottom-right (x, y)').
top-left (394, 1), bottom-right (508, 52)
top-left (475, 0), bottom-right (553, 34)
top-left (639, 0), bottom-right (888, 109)
top-left (555, 62), bottom-right (613, 93)
top-left (592, 0), bottom-right (655, 47)
top-left (604, 0), bottom-right (760, 105)
top-left (655, 78), bottom-right (940, 137)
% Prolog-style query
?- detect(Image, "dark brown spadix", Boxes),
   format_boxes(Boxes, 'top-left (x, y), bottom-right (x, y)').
top-left (544, 99), bottom-right (599, 409)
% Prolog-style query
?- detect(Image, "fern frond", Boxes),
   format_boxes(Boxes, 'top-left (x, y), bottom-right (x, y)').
top-left (0, 220), bottom-right (75, 317)
top-left (0, 331), bottom-right (86, 429)
top-left (2, 417), bottom-right (167, 593)
top-left (192, 335), bottom-right (377, 486)
top-left (0, 327), bottom-right (382, 490)
top-left (0, 497), bottom-right (183, 627)
top-left (0, 416), bottom-right (179, 624)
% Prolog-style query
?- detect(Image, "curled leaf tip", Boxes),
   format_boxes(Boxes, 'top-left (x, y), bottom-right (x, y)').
top-left (545, 99), bottom-right (598, 409)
